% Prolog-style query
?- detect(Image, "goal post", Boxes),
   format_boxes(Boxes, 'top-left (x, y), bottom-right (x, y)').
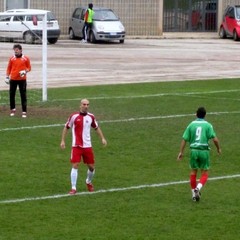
top-left (42, 12), bottom-right (48, 101)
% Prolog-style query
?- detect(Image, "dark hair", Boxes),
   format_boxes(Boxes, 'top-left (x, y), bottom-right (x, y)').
top-left (196, 107), bottom-right (206, 118)
top-left (13, 44), bottom-right (22, 50)
top-left (88, 3), bottom-right (93, 9)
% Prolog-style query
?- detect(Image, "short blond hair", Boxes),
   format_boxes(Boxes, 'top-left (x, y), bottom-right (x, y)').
top-left (81, 98), bottom-right (89, 104)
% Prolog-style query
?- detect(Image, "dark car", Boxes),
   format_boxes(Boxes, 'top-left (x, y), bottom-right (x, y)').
top-left (219, 5), bottom-right (240, 41)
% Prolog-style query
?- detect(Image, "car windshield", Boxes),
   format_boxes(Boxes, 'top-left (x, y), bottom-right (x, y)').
top-left (33, 12), bottom-right (56, 21)
top-left (93, 9), bottom-right (119, 21)
top-left (236, 6), bottom-right (240, 19)
top-left (47, 12), bottom-right (57, 21)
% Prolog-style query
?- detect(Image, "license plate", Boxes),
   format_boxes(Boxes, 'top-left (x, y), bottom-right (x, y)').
top-left (110, 32), bottom-right (116, 35)
top-left (47, 22), bottom-right (53, 27)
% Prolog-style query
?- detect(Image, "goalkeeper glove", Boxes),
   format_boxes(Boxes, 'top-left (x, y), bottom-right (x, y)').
top-left (5, 76), bottom-right (9, 84)
top-left (19, 70), bottom-right (27, 77)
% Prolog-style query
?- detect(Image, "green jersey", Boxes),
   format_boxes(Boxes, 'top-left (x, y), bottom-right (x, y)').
top-left (182, 118), bottom-right (216, 150)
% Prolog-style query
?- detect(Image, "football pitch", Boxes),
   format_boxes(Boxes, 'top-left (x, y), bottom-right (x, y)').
top-left (0, 79), bottom-right (240, 239)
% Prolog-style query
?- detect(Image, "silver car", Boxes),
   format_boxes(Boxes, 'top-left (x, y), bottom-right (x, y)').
top-left (69, 7), bottom-right (125, 43)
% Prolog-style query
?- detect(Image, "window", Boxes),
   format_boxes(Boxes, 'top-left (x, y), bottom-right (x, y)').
top-left (228, 7), bottom-right (235, 18)
top-left (94, 10), bottom-right (119, 21)
top-left (0, 15), bottom-right (11, 21)
top-left (80, 9), bottom-right (86, 20)
top-left (6, 0), bottom-right (28, 10)
top-left (235, 7), bottom-right (240, 19)
top-left (72, 8), bottom-right (82, 19)
top-left (13, 15), bottom-right (25, 21)
top-left (206, 3), bottom-right (217, 11)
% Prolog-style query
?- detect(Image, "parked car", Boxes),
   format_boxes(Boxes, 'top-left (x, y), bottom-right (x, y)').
top-left (0, 9), bottom-right (61, 44)
top-left (219, 5), bottom-right (240, 41)
top-left (69, 7), bottom-right (125, 43)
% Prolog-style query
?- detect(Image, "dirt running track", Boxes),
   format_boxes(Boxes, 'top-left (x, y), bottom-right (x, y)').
top-left (0, 37), bottom-right (240, 90)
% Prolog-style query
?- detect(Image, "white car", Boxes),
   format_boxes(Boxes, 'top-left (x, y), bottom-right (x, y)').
top-left (0, 9), bottom-right (61, 44)
top-left (69, 7), bottom-right (125, 43)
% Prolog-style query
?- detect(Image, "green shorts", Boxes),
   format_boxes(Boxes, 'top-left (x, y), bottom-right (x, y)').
top-left (189, 149), bottom-right (210, 170)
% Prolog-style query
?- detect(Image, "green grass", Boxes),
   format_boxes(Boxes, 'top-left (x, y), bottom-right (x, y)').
top-left (0, 79), bottom-right (240, 240)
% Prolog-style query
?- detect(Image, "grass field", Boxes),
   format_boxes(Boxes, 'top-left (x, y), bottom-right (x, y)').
top-left (0, 79), bottom-right (240, 240)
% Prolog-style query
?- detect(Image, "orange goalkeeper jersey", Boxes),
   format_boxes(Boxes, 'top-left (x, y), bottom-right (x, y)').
top-left (6, 55), bottom-right (31, 80)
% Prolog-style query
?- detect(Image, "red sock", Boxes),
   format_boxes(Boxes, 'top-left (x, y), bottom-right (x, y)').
top-left (190, 174), bottom-right (197, 189)
top-left (199, 173), bottom-right (208, 186)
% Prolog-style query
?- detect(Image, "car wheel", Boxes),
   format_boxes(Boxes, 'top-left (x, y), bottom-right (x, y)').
top-left (233, 30), bottom-right (239, 41)
top-left (48, 38), bottom-right (58, 44)
top-left (120, 39), bottom-right (124, 43)
top-left (69, 28), bottom-right (75, 39)
top-left (24, 31), bottom-right (34, 44)
top-left (219, 26), bottom-right (226, 39)
top-left (89, 31), bottom-right (96, 43)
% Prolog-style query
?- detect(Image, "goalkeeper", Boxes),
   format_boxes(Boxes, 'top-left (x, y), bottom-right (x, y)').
top-left (6, 44), bottom-right (31, 118)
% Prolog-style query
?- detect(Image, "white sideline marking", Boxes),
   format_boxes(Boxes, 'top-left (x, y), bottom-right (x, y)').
top-left (51, 89), bottom-right (240, 102)
top-left (0, 123), bottom-right (63, 132)
top-left (1, 174), bottom-right (240, 204)
top-left (0, 111), bottom-right (240, 132)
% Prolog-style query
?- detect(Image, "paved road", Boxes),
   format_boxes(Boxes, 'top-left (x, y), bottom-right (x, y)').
top-left (0, 36), bottom-right (240, 90)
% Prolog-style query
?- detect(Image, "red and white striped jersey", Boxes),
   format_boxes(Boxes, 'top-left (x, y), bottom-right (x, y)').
top-left (65, 112), bottom-right (98, 148)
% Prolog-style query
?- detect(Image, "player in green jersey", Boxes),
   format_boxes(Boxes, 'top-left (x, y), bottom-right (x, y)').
top-left (177, 107), bottom-right (221, 202)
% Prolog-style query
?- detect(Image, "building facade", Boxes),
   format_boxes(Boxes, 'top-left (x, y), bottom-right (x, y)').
top-left (0, 0), bottom-right (240, 37)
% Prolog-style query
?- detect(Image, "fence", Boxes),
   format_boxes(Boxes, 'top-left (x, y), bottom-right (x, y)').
top-left (163, 0), bottom-right (217, 32)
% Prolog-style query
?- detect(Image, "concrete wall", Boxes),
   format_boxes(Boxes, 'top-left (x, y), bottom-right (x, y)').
top-left (0, 0), bottom-right (163, 36)
top-left (0, 0), bottom-right (3, 10)
top-left (1, 0), bottom-right (240, 36)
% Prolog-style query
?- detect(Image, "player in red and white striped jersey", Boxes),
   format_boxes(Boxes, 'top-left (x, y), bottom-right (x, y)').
top-left (60, 99), bottom-right (107, 194)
